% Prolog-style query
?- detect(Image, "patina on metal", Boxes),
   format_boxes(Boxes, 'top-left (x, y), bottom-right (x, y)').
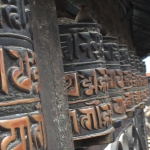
top-left (139, 61), bottom-right (148, 103)
top-left (59, 23), bottom-right (115, 146)
top-left (119, 45), bottom-right (135, 117)
top-left (103, 36), bottom-right (127, 122)
top-left (142, 62), bottom-right (150, 102)
top-left (135, 56), bottom-right (145, 108)
top-left (129, 51), bottom-right (142, 108)
top-left (0, 0), bottom-right (47, 149)
top-left (56, 1), bottom-right (150, 150)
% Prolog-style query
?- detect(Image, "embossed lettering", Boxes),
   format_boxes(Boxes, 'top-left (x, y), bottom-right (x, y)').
top-left (29, 52), bottom-right (39, 94)
top-left (79, 69), bottom-right (97, 96)
top-left (70, 110), bottom-right (80, 133)
top-left (107, 70), bottom-right (116, 88)
top-left (0, 116), bottom-right (32, 150)
top-left (120, 50), bottom-right (130, 65)
top-left (65, 73), bottom-right (79, 97)
top-left (78, 32), bottom-right (92, 58)
top-left (2, 0), bottom-right (29, 30)
top-left (115, 69), bottom-right (124, 88)
top-left (69, 28), bottom-right (84, 59)
top-left (60, 34), bottom-right (73, 60)
top-left (112, 97), bottom-right (125, 114)
top-left (7, 48), bottom-right (32, 92)
top-left (103, 43), bottom-right (119, 61)
top-left (132, 73), bottom-right (139, 87)
top-left (90, 32), bottom-right (103, 59)
top-left (95, 105), bottom-right (102, 128)
top-left (101, 104), bottom-right (112, 127)
top-left (30, 114), bottom-right (46, 149)
top-left (124, 92), bottom-right (132, 108)
top-left (96, 69), bottom-right (108, 93)
top-left (0, 48), bottom-right (8, 94)
top-left (123, 71), bottom-right (131, 87)
top-left (133, 91), bottom-right (141, 104)
top-left (78, 107), bottom-right (98, 130)
top-left (107, 69), bottom-right (124, 88)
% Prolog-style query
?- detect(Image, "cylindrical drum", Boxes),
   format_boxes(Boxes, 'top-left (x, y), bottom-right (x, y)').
top-left (135, 56), bottom-right (145, 107)
top-left (103, 37), bottom-right (127, 122)
top-left (141, 62), bottom-right (149, 102)
top-left (129, 52), bottom-right (142, 108)
top-left (0, 1), bottom-right (47, 149)
top-left (140, 61), bottom-right (148, 102)
top-left (144, 63), bottom-right (149, 100)
top-left (59, 23), bottom-right (114, 142)
top-left (119, 45), bottom-right (135, 117)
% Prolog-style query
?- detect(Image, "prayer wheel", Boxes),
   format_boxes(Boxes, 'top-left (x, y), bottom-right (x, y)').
top-left (59, 23), bottom-right (114, 144)
top-left (119, 45), bottom-right (135, 117)
top-left (135, 56), bottom-right (145, 108)
top-left (0, 1), bottom-right (47, 149)
top-left (103, 36), bottom-right (127, 122)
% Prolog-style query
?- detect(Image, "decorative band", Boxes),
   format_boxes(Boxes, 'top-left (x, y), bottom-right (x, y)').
top-left (73, 127), bottom-right (115, 141)
top-left (64, 60), bottom-right (105, 67)
top-left (0, 98), bottom-right (40, 107)
top-left (69, 96), bottom-right (109, 104)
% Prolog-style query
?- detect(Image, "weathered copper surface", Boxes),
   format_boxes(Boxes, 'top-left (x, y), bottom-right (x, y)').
top-left (0, 0), bottom-right (47, 149)
top-left (103, 36), bottom-right (127, 121)
top-left (129, 51), bottom-right (142, 108)
top-left (140, 62), bottom-right (148, 103)
top-left (57, 2), bottom-right (149, 148)
top-left (135, 56), bottom-right (145, 107)
top-left (119, 45), bottom-right (135, 117)
top-left (142, 62), bottom-right (149, 102)
top-left (59, 23), bottom-right (114, 141)
top-left (59, 22), bottom-right (149, 149)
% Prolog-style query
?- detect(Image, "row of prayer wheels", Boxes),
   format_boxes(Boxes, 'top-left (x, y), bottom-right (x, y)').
top-left (59, 23), bottom-right (149, 145)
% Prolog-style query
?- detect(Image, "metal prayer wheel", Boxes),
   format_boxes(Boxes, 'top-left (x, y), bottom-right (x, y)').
top-left (144, 63), bottom-right (150, 101)
top-left (135, 56), bottom-right (145, 107)
top-left (59, 23), bottom-right (114, 144)
top-left (103, 36), bottom-right (127, 122)
top-left (119, 45), bottom-right (135, 117)
top-left (129, 52), bottom-right (142, 108)
top-left (144, 62), bottom-right (149, 101)
top-left (139, 62), bottom-right (147, 102)
top-left (0, 1), bottom-right (47, 149)
top-left (141, 62), bottom-right (149, 102)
